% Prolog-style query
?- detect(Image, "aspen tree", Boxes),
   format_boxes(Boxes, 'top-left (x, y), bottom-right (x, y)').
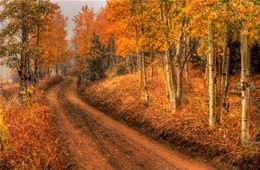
top-left (185, 35), bottom-right (191, 91)
top-left (175, 21), bottom-right (184, 109)
top-left (139, 0), bottom-right (149, 106)
top-left (208, 25), bottom-right (216, 126)
top-left (160, 1), bottom-right (177, 112)
top-left (219, 22), bottom-right (230, 124)
top-left (240, 21), bottom-right (250, 143)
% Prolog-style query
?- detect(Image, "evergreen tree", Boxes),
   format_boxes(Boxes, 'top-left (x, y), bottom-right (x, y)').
top-left (88, 32), bottom-right (107, 81)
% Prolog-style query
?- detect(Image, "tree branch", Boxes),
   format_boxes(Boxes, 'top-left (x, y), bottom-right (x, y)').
top-left (0, 85), bottom-right (9, 101)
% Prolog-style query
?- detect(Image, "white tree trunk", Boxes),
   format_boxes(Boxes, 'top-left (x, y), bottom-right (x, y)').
top-left (165, 50), bottom-right (177, 112)
top-left (219, 23), bottom-right (229, 124)
top-left (208, 27), bottom-right (216, 126)
top-left (185, 35), bottom-right (191, 92)
top-left (142, 51), bottom-right (149, 106)
top-left (139, 51), bottom-right (143, 87)
top-left (241, 22), bottom-right (250, 143)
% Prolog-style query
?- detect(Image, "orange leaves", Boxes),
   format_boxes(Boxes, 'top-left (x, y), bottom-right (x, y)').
top-left (247, 23), bottom-right (253, 29)
top-left (39, 9), bottom-right (69, 69)
top-left (115, 37), bottom-right (137, 57)
top-left (238, 4), bottom-right (246, 14)
top-left (0, 79), bottom-right (68, 169)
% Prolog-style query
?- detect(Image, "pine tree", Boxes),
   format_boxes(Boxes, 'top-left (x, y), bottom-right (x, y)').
top-left (88, 32), bottom-right (107, 81)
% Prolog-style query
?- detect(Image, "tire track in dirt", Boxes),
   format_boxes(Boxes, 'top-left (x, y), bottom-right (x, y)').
top-left (47, 82), bottom-right (115, 170)
top-left (47, 77), bottom-right (218, 170)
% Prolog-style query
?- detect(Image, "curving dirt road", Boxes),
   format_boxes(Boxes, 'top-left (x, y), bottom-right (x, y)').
top-left (46, 77), bottom-right (217, 170)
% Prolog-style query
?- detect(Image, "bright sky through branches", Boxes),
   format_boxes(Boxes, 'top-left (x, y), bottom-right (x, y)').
top-left (51, 0), bottom-right (106, 40)
top-left (0, 1), bottom-right (106, 79)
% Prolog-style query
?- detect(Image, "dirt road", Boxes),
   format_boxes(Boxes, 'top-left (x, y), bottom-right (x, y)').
top-left (46, 77), bottom-right (217, 170)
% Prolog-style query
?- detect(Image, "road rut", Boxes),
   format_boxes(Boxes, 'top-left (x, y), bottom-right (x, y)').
top-left (46, 77), bottom-right (217, 170)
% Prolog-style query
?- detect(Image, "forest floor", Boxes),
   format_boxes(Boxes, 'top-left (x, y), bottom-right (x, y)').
top-left (75, 70), bottom-right (260, 170)
top-left (46, 76), bottom-right (221, 170)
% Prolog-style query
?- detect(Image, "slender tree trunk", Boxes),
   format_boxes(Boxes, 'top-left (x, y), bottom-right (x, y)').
top-left (165, 50), bottom-right (177, 112)
top-left (241, 22), bottom-right (250, 143)
top-left (136, 27), bottom-right (143, 87)
top-left (204, 53), bottom-right (209, 82)
top-left (18, 3), bottom-right (30, 99)
top-left (219, 23), bottom-right (230, 124)
top-left (175, 22), bottom-right (184, 109)
top-left (208, 27), bottom-right (216, 126)
top-left (56, 64), bottom-right (59, 76)
top-left (226, 48), bottom-right (231, 91)
top-left (141, 51), bottom-right (149, 106)
top-left (34, 0), bottom-right (40, 86)
top-left (163, 64), bottom-right (169, 98)
top-left (131, 55), bottom-right (135, 73)
top-left (40, 69), bottom-right (43, 80)
top-left (185, 35), bottom-right (191, 92)
top-left (150, 48), bottom-right (154, 78)
top-left (0, 86), bottom-right (9, 101)
top-left (47, 68), bottom-right (50, 79)
top-left (139, 51), bottom-right (143, 87)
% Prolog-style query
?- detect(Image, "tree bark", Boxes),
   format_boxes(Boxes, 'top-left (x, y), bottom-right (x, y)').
top-left (165, 50), bottom-right (177, 112)
top-left (185, 35), bottom-right (191, 92)
top-left (131, 55), bottom-right (135, 73)
top-left (150, 48), bottom-right (154, 79)
top-left (56, 64), bottom-right (59, 76)
top-left (141, 51), bottom-right (149, 106)
top-left (34, 0), bottom-right (40, 86)
top-left (241, 22), bottom-right (250, 143)
top-left (175, 22), bottom-right (184, 109)
top-left (208, 27), bottom-right (216, 126)
top-left (219, 23), bottom-right (230, 124)
top-left (139, 51), bottom-right (143, 87)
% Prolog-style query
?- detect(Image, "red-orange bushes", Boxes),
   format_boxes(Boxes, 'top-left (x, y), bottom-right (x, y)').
top-left (0, 92), bottom-right (68, 169)
top-left (80, 71), bottom-right (260, 169)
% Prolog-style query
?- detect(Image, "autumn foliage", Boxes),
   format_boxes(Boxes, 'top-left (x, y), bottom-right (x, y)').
top-left (72, 0), bottom-right (260, 146)
top-left (0, 79), bottom-right (68, 169)
top-left (78, 70), bottom-right (260, 169)
top-left (0, 0), bottom-right (70, 97)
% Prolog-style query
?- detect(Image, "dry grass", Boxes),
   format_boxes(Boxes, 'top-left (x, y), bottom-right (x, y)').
top-left (0, 76), bottom-right (68, 169)
top-left (79, 70), bottom-right (260, 170)
top-left (37, 75), bottom-right (64, 91)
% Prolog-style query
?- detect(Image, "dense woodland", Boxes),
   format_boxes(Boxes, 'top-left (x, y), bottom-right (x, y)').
top-left (73, 0), bottom-right (260, 144)
top-left (0, 0), bottom-right (71, 97)
top-left (1, 0), bottom-right (260, 169)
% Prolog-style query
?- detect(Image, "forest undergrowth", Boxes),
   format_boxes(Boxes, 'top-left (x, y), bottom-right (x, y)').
top-left (78, 70), bottom-right (260, 170)
top-left (0, 76), bottom-right (68, 169)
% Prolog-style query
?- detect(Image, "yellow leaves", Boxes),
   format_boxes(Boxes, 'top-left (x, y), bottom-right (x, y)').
top-left (20, 91), bottom-right (26, 95)
top-left (0, 103), bottom-right (8, 150)
top-left (242, 30), bottom-right (250, 36)
top-left (182, 5), bottom-right (195, 16)
top-left (0, 113), bottom-right (8, 133)
top-left (207, 13), bottom-right (215, 21)
top-left (115, 37), bottom-right (137, 57)
top-left (28, 86), bottom-right (35, 95)
top-left (0, 104), bottom-right (2, 114)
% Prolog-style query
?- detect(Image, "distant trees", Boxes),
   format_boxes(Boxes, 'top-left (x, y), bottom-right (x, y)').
top-left (40, 9), bottom-right (70, 76)
top-left (72, 6), bottom-right (108, 84)
top-left (0, 0), bottom-right (69, 98)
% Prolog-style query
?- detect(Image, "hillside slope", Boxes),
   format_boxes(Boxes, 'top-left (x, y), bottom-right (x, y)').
top-left (78, 71), bottom-right (260, 170)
